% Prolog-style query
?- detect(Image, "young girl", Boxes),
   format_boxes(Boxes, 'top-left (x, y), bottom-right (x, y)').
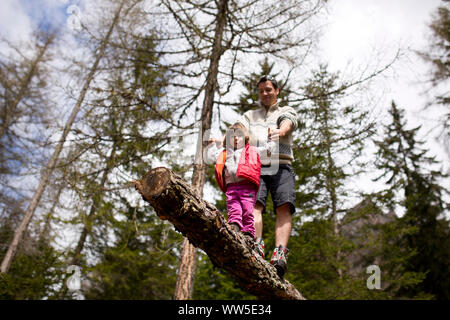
top-left (206, 123), bottom-right (275, 239)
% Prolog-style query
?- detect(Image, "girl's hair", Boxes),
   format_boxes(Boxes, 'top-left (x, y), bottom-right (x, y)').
top-left (222, 123), bottom-right (250, 148)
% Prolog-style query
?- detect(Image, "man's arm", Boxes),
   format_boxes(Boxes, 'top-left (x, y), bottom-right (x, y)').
top-left (279, 119), bottom-right (294, 138)
top-left (269, 106), bottom-right (298, 141)
top-left (269, 119), bottom-right (294, 141)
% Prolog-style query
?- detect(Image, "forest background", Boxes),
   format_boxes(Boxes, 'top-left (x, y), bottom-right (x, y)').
top-left (0, 0), bottom-right (448, 300)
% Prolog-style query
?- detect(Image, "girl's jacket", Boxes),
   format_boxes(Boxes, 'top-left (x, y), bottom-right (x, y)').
top-left (206, 141), bottom-right (276, 193)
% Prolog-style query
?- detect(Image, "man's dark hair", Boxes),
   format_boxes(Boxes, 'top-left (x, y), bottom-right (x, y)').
top-left (257, 75), bottom-right (278, 90)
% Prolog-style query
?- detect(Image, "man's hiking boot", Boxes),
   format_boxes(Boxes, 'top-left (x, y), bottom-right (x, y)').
top-left (270, 245), bottom-right (289, 278)
top-left (254, 237), bottom-right (265, 259)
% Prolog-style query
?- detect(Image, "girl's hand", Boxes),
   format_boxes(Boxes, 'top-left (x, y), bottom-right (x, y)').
top-left (208, 137), bottom-right (222, 147)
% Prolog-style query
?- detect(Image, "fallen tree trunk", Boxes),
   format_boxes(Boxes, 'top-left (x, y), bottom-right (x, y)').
top-left (134, 167), bottom-right (305, 300)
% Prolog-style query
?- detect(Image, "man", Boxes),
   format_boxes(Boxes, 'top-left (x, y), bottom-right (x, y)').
top-left (237, 75), bottom-right (297, 278)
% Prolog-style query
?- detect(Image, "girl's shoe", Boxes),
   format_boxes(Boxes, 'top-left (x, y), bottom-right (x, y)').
top-left (241, 231), bottom-right (255, 240)
top-left (229, 222), bottom-right (240, 232)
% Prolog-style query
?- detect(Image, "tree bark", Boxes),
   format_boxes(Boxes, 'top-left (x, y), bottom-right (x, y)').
top-left (0, 0), bottom-right (125, 274)
top-left (134, 167), bottom-right (306, 300)
top-left (173, 0), bottom-right (229, 300)
top-left (174, 237), bottom-right (198, 299)
top-left (38, 182), bottom-right (64, 243)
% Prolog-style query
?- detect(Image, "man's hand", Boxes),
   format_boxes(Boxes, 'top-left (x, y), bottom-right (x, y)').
top-left (268, 120), bottom-right (293, 141)
top-left (268, 127), bottom-right (281, 141)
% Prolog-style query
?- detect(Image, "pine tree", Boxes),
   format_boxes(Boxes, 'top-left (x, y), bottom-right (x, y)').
top-left (0, 205), bottom-right (65, 299)
top-left (55, 28), bottom-right (175, 298)
top-left (0, 31), bottom-right (69, 299)
top-left (418, 2), bottom-right (449, 106)
top-left (82, 199), bottom-right (181, 299)
top-left (0, 0), bottom-right (129, 274)
top-left (281, 64), bottom-right (381, 298)
top-left (417, 2), bottom-right (449, 156)
top-left (300, 64), bottom-right (374, 263)
top-left (0, 0), bottom-right (179, 298)
top-left (373, 101), bottom-right (450, 299)
top-left (0, 31), bottom-right (55, 227)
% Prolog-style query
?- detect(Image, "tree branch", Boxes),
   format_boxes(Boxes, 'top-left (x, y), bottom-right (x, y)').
top-left (133, 167), bottom-right (305, 300)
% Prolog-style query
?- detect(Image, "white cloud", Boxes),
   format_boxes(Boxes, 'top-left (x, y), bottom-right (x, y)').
top-left (0, 0), bottom-right (33, 42)
top-left (321, 0), bottom-right (441, 71)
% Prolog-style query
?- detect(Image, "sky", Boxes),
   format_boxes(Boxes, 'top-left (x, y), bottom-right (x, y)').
top-left (0, 0), bottom-right (445, 141)
top-left (317, 0), bottom-right (448, 214)
top-left (321, 0), bottom-right (446, 155)
top-left (0, 0), bottom-right (448, 207)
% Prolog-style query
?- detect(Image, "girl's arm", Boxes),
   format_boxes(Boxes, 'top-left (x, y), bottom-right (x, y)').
top-left (205, 138), bottom-right (223, 164)
top-left (255, 140), bottom-right (277, 157)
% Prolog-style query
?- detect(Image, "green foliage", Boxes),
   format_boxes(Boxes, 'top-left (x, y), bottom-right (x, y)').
top-left (297, 64), bottom-right (374, 216)
top-left (374, 214), bottom-right (432, 299)
top-left (281, 67), bottom-right (436, 300)
top-left (287, 218), bottom-right (342, 299)
top-left (373, 101), bottom-right (450, 299)
top-left (286, 199), bottom-right (431, 300)
top-left (83, 203), bottom-right (182, 299)
top-left (419, 3), bottom-right (450, 105)
top-left (0, 223), bottom-right (65, 299)
top-left (193, 252), bottom-right (254, 300)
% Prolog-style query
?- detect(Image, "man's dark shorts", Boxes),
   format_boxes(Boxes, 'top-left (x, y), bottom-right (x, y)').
top-left (256, 164), bottom-right (296, 215)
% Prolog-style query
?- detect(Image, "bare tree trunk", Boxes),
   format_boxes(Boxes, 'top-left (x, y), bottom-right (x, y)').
top-left (173, 0), bottom-right (228, 300)
top-left (38, 182), bottom-right (64, 243)
top-left (323, 110), bottom-right (342, 278)
top-left (0, 33), bottom-right (54, 141)
top-left (135, 167), bottom-right (306, 300)
top-left (174, 237), bottom-right (198, 299)
top-left (0, 1), bottom-right (125, 274)
top-left (327, 150), bottom-right (343, 278)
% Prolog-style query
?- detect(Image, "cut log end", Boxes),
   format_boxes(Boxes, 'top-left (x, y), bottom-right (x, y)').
top-left (141, 167), bottom-right (171, 198)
